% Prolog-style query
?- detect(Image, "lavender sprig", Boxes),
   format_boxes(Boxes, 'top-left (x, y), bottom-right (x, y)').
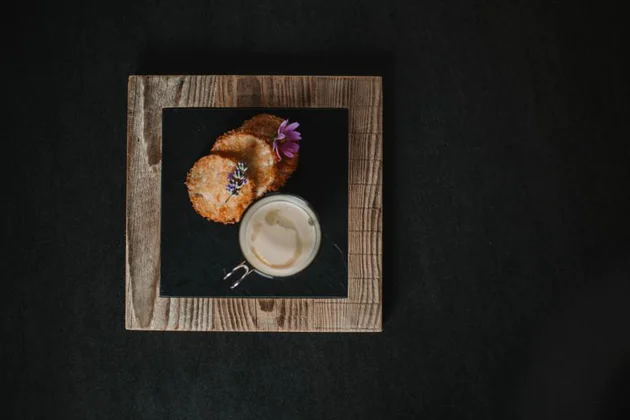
top-left (225, 161), bottom-right (248, 203)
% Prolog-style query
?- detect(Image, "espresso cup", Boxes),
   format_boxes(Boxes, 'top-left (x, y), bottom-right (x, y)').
top-left (223, 194), bottom-right (322, 289)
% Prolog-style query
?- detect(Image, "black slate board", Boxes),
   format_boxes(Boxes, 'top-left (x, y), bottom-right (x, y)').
top-left (160, 108), bottom-right (348, 297)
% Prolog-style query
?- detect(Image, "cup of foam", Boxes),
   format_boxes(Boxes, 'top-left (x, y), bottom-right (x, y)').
top-left (223, 194), bottom-right (322, 289)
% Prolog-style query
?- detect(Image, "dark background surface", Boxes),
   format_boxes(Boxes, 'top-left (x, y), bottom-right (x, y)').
top-left (5, 0), bottom-right (629, 419)
top-left (161, 108), bottom-right (348, 297)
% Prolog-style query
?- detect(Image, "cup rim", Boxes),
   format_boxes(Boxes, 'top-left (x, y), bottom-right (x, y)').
top-left (238, 193), bottom-right (322, 277)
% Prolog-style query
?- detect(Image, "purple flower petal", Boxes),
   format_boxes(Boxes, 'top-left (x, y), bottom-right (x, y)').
top-left (277, 132), bottom-right (286, 140)
top-left (285, 141), bottom-right (300, 151)
top-left (282, 143), bottom-right (300, 159)
top-left (273, 141), bottom-right (281, 159)
top-left (285, 131), bottom-right (301, 141)
top-left (286, 122), bottom-right (300, 131)
top-left (281, 141), bottom-right (300, 156)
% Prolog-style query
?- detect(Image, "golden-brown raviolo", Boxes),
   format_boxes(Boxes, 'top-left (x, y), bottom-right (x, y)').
top-left (185, 154), bottom-right (255, 224)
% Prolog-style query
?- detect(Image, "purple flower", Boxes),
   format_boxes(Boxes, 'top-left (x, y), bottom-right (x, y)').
top-left (225, 161), bottom-right (248, 202)
top-left (273, 120), bottom-right (301, 160)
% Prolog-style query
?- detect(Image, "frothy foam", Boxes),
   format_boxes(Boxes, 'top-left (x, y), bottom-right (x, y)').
top-left (239, 196), bottom-right (320, 277)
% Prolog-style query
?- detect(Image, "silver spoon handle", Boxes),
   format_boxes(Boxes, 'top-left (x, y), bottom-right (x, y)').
top-left (223, 261), bottom-right (254, 289)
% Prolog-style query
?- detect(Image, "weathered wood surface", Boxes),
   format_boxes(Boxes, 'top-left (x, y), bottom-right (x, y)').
top-left (126, 75), bottom-right (382, 332)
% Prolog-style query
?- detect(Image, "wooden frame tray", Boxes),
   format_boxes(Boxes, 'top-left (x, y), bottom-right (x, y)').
top-left (126, 75), bottom-right (382, 332)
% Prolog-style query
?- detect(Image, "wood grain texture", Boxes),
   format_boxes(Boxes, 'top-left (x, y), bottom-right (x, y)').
top-left (349, 133), bottom-right (383, 160)
top-left (349, 208), bottom-right (382, 232)
top-left (348, 254), bottom-right (382, 279)
top-left (349, 231), bottom-right (382, 255)
top-left (311, 302), bottom-right (382, 331)
top-left (348, 277), bottom-right (382, 304)
top-left (126, 75), bottom-right (382, 332)
top-left (349, 159), bottom-right (382, 185)
top-left (349, 184), bottom-right (382, 209)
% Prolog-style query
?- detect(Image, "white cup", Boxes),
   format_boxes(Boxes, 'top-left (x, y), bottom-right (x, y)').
top-left (224, 194), bottom-right (322, 289)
